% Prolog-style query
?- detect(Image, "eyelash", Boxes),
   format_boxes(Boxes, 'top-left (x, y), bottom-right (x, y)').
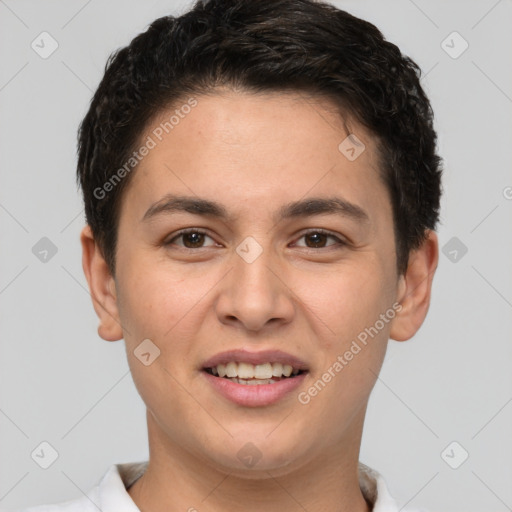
top-left (164, 228), bottom-right (347, 250)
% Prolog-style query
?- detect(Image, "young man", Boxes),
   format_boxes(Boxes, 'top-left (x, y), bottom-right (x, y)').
top-left (24, 0), bottom-right (441, 510)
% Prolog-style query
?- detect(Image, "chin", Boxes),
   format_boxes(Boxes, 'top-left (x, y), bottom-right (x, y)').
top-left (201, 435), bottom-right (309, 478)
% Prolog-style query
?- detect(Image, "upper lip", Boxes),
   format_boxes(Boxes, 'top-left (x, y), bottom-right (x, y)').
top-left (202, 349), bottom-right (309, 371)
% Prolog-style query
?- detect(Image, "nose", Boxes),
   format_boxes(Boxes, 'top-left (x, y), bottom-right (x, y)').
top-left (214, 240), bottom-right (295, 333)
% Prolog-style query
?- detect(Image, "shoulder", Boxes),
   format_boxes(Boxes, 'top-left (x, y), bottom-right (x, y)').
top-left (358, 462), bottom-right (429, 512)
top-left (11, 462), bottom-right (147, 512)
top-left (15, 494), bottom-right (99, 512)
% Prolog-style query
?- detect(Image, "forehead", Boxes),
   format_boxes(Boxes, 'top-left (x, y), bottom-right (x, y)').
top-left (120, 90), bottom-right (390, 227)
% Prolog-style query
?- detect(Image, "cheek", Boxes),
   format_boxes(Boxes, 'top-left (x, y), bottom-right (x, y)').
top-left (114, 259), bottom-right (208, 424)
top-left (295, 258), bottom-right (396, 346)
top-left (295, 267), bottom-right (394, 446)
top-left (115, 254), bottom-right (206, 342)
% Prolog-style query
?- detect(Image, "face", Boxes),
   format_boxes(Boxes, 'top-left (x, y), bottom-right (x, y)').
top-left (83, 89), bottom-right (437, 477)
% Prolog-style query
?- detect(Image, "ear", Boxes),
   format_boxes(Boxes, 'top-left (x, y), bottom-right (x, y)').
top-left (80, 225), bottom-right (123, 342)
top-left (389, 230), bottom-right (439, 342)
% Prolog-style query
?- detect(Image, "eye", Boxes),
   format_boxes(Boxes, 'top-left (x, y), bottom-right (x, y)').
top-left (165, 229), bottom-right (217, 249)
top-left (164, 228), bottom-right (346, 251)
top-left (293, 229), bottom-right (346, 249)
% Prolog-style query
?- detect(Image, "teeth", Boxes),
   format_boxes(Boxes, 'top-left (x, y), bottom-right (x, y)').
top-left (228, 378), bottom-right (276, 385)
top-left (272, 362), bottom-right (283, 377)
top-left (282, 364), bottom-right (293, 377)
top-left (225, 362), bottom-right (237, 378)
top-left (254, 363), bottom-right (272, 379)
top-left (217, 364), bottom-right (227, 378)
top-left (238, 362), bottom-right (255, 379)
top-left (208, 361), bottom-right (302, 379)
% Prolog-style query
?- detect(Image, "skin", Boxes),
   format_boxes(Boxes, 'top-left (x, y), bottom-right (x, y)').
top-left (81, 90), bottom-right (438, 512)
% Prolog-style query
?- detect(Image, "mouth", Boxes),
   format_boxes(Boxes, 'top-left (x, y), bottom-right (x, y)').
top-left (201, 349), bottom-right (309, 407)
top-left (203, 362), bottom-right (307, 385)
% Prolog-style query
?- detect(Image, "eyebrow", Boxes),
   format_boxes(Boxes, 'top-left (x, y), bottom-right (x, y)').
top-left (142, 194), bottom-right (370, 224)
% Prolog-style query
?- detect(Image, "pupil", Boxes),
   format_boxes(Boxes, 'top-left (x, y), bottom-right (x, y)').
top-left (184, 232), bottom-right (204, 248)
top-left (307, 233), bottom-right (326, 248)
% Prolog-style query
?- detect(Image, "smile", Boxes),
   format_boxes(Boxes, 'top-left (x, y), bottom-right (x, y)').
top-left (204, 361), bottom-right (304, 385)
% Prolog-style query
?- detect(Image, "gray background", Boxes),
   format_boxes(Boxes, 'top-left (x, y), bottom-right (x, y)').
top-left (1, 0), bottom-right (511, 510)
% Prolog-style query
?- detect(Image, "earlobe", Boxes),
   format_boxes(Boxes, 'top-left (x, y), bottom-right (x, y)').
top-left (80, 225), bottom-right (124, 342)
top-left (389, 230), bottom-right (439, 342)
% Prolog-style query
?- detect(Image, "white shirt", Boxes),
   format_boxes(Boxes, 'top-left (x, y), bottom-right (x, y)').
top-left (19, 461), bottom-right (427, 512)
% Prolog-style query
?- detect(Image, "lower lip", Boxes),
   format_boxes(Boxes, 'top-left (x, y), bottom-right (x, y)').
top-left (202, 371), bottom-right (307, 407)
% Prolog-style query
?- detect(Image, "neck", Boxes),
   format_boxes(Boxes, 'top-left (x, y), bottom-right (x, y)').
top-left (128, 409), bottom-right (372, 512)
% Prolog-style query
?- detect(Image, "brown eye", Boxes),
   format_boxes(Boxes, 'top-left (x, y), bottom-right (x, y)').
top-left (181, 232), bottom-right (205, 248)
top-left (294, 230), bottom-right (345, 249)
top-left (165, 229), bottom-right (216, 249)
top-left (305, 232), bottom-right (329, 248)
